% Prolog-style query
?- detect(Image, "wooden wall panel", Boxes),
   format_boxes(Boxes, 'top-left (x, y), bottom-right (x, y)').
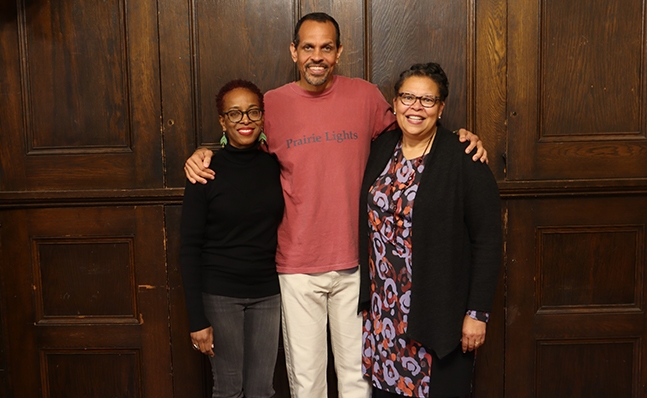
top-left (44, 351), bottom-right (141, 397)
top-left (0, 0), bottom-right (163, 190)
top-left (0, 206), bottom-right (172, 397)
top-left (538, 228), bottom-right (639, 308)
top-left (540, 2), bottom-right (642, 138)
top-left (2, 0), bottom-right (646, 396)
top-left (474, 0), bottom-right (507, 181)
top-left (37, 240), bottom-right (135, 317)
top-left (193, 0), bottom-right (295, 148)
top-left (506, 196), bottom-right (647, 397)
top-left (159, 0), bottom-right (197, 188)
top-left (371, 0), bottom-right (471, 131)
top-left (536, 341), bottom-right (636, 397)
top-left (26, 1), bottom-right (129, 149)
top-left (508, 0), bottom-right (647, 180)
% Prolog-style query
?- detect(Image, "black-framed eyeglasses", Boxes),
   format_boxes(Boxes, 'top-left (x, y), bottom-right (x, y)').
top-left (222, 108), bottom-right (263, 123)
top-left (398, 92), bottom-right (441, 108)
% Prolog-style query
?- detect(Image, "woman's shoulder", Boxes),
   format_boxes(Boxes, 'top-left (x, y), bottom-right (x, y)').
top-left (436, 125), bottom-right (462, 143)
top-left (368, 129), bottom-right (400, 156)
top-left (435, 126), bottom-right (471, 154)
top-left (258, 151), bottom-right (281, 169)
top-left (373, 128), bottom-right (401, 144)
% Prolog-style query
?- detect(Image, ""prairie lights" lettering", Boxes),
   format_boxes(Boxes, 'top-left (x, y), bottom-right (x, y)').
top-left (285, 130), bottom-right (358, 148)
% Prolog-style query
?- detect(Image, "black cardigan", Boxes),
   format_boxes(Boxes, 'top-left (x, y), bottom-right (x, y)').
top-left (358, 126), bottom-right (502, 359)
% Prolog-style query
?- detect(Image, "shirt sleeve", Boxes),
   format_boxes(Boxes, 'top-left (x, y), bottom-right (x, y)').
top-left (179, 179), bottom-right (212, 332)
top-left (466, 309), bottom-right (490, 323)
top-left (369, 85), bottom-right (397, 140)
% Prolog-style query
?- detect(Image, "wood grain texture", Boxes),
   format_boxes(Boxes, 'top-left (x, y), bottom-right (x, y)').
top-left (2, 0), bottom-right (647, 396)
top-left (0, 0), bottom-right (163, 190)
top-left (370, 0), bottom-right (469, 131)
top-left (159, 0), bottom-right (198, 188)
top-left (194, 0), bottom-right (295, 148)
top-left (508, 0), bottom-right (647, 180)
top-left (506, 196), bottom-right (647, 397)
top-left (475, 0), bottom-right (507, 181)
top-left (301, 0), bottom-right (366, 79)
top-left (0, 206), bottom-right (173, 397)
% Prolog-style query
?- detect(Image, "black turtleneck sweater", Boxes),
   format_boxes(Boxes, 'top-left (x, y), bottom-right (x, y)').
top-left (180, 143), bottom-right (284, 332)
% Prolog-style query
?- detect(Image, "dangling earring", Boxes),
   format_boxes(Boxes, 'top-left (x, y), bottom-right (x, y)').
top-left (220, 131), bottom-right (228, 148)
top-left (259, 130), bottom-right (267, 144)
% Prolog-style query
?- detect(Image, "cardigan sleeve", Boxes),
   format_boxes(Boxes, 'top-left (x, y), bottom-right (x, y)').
top-left (462, 150), bottom-right (503, 312)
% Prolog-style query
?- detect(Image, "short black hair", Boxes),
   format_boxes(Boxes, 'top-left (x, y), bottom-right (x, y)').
top-left (394, 63), bottom-right (449, 101)
top-left (215, 79), bottom-right (264, 115)
top-left (293, 12), bottom-right (341, 48)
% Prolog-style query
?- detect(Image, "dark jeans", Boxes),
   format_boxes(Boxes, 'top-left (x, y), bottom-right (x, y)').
top-left (203, 293), bottom-right (281, 398)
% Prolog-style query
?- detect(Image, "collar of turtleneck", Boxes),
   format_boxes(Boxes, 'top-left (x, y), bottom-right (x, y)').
top-left (221, 141), bottom-right (262, 165)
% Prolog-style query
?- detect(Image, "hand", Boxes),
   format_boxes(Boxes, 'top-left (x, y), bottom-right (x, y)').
top-left (191, 327), bottom-right (214, 357)
top-left (184, 148), bottom-right (215, 184)
top-left (456, 128), bottom-right (488, 164)
top-left (461, 315), bottom-right (486, 353)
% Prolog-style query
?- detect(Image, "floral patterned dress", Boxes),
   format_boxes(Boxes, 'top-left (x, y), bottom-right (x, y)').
top-left (362, 142), bottom-right (433, 397)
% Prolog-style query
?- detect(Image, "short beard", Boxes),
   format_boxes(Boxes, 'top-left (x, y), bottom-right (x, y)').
top-left (303, 63), bottom-right (331, 87)
top-left (304, 73), bottom-right (329, 87)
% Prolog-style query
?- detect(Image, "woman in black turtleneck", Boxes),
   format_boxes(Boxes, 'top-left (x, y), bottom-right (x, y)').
top-left (180, 80), bottom-right (284, 398)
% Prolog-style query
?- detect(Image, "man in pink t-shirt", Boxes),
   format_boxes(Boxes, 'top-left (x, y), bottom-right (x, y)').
top-left (184, 12), bottom-right (486, 398)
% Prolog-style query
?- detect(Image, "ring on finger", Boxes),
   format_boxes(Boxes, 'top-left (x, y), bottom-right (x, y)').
top-left (192, 343), bottom-right (199, 350)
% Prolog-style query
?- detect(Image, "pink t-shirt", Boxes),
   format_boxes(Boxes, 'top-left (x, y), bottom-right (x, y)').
top-left (264, 76), bottom-right (396, 274)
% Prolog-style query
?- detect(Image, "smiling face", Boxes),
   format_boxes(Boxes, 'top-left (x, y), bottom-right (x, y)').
top-left (290, 20), bottom-right (343, 92)
top-left (218, 88), bottom-right (264, 149)
top-left (393, 76), bottom-right (445, 142)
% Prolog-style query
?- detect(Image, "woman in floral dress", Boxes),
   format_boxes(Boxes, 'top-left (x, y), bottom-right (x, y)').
top-left (358, 63), bottom-right (502, 398)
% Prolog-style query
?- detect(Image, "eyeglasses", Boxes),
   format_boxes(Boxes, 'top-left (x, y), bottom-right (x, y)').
top-left (222, 108), bottom-right (263, 123)
top-left (398, 92), bottom-right (441, 108)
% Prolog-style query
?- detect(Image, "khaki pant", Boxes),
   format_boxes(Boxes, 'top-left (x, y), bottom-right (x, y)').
top-left (279, 268), bottom-right (371, 398)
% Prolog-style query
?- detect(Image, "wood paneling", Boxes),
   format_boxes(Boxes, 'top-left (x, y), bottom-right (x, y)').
top-left (158, 0), bottom-right (197, 188)
top-left (26, 1), bottom-right (129, 149)
top-left (538, 228), bottom-right (639, 308)
top-left (536, 341), bottom-right (635, 397)
top-left (45, 351), bottom-right (141, 397)
top-left (371, 0), bottom-right (470, 131)
top-left (37, 240), bottom-right (135, 317)
top-left (506, 196), bottom-right (647, 397)
top-left (2, 0), bottom-right (647, 396)
top-left (0, 0), bottom-right (163, 190)
top-left (508, 0), bottom-right (647, 180)
top-left (540, 2), bottom-right (642, 138)
top-left (474, 0), bottom-right (507, 181)
top-left (0, 206), bottom-right (172, 396)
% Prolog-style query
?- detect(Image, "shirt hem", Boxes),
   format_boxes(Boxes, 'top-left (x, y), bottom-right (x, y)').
top-left (276, 261), bottom-right (359, 275)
